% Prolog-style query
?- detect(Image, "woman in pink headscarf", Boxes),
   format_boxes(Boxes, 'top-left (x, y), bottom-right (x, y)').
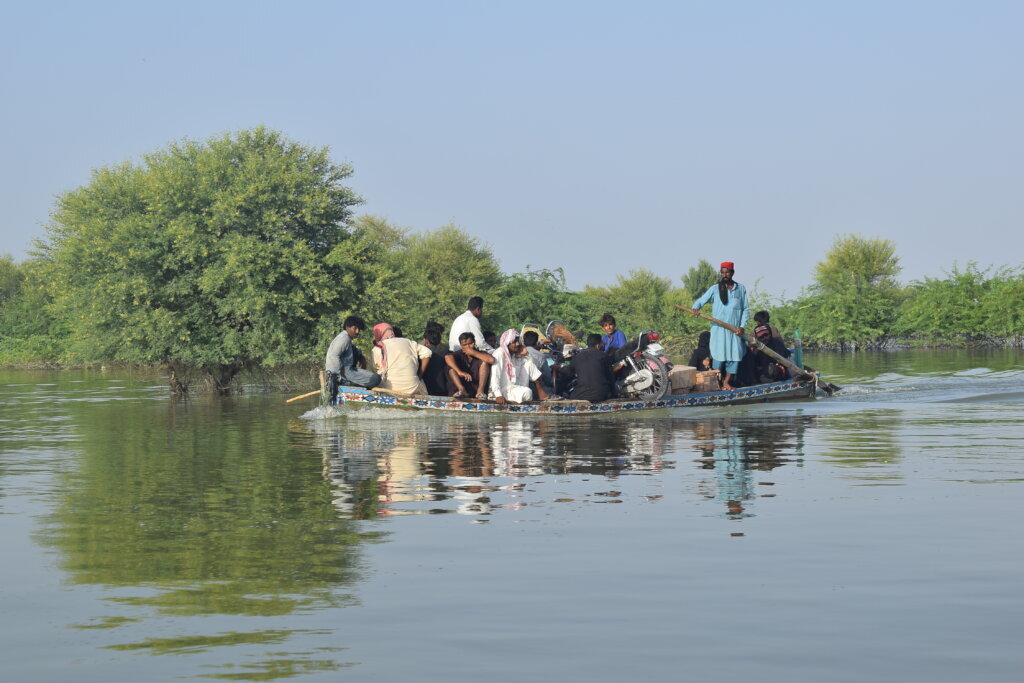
top-left (371, 322), bottom-right (433, 395)
top-left (488, 328), bottom-right (553, 404)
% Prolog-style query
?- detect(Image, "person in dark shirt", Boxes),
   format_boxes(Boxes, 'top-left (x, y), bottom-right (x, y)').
top-left (687, 331), bottom-right (713, 370)
top-left (420, 322), bottom-right (450, 396)
top-left (446, 332), bottom-right (495, 398)
top-left (561, 334), bottom-right (615, 403)
top-left (752, 324), bottom-right (791, 383)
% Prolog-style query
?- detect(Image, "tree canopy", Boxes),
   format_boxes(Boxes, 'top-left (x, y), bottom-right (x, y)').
top-left (39, 127), bottom-right (363, 390)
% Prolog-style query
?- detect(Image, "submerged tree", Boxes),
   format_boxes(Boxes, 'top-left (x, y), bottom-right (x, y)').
top-left (39, 127), bottom-right (364, 392)
top-left (792, 234), bottom-right (903, 348)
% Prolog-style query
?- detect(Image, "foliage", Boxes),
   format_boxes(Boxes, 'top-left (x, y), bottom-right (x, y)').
top-left (681, 259), bottom-right (718, 301)
top-left (394, 224), bottom-right (504, 338)
top-left (491, 267), bottom-right (598, 335)
top-left (0, 257), bottom-right (68, 364)
top-left (789, 234), bottom-right (904, 348)
top-left (38, 127), bottom-right (363, 391)
top-left (895, 264), bottom-right (1024, 343)
top-left (813, 234), bottom-right (900, 290)
top-left (0, 254), bottom-right (23, 306)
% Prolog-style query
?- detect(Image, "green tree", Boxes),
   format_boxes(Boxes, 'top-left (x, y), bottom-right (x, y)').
top-left (896, 263), bottom-right (992, 343)
top-left (492, 267), bottom-right (598, 334)
top-left (584, 269), bottom-right (672, 335)
top-left (0, 257), bottom-right (68, 364)
top-left (382, 224), bottom-right (504, 341)
top-left (39, 128), bottom-right (364, 392)
top-left (982, 267), bottom-right (1024, 339)
top-left (0, 254), bottom-right (22, 306)
top-left (681, 259), bottom-right (718, 301)
top-left (793, 234), bottom-right (903, 348)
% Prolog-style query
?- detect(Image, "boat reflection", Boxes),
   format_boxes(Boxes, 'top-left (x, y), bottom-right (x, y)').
top-left (310, 412), bottom-right (816, 522)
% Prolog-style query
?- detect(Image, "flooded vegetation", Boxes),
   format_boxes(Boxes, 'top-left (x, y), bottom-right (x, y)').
top-left (2, 350), bottom-right (1022, 681)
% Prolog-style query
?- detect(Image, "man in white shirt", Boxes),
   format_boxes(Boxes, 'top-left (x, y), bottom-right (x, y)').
top-left (489, 329), bottom-right (552, 404)
top-left (449, 296), bottom-right (495, 353)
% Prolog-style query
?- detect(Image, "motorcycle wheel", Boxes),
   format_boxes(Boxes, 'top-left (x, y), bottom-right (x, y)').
top-left (631, 354), bottom-right (670, 401)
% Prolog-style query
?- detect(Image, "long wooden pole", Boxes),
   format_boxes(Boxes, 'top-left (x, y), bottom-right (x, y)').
top-left (675, 305), bottom-right (839, 396)
top-left (285, 389), bottom-right (321, 404)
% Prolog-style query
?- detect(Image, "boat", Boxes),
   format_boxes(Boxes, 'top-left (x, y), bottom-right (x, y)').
top-left (323, 375), bottom-right (819, 415)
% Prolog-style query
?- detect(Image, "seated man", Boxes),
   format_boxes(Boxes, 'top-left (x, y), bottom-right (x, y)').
top-left (599, 313), bottom-right (627, 352)
top-left (559, 334), bottom-right (615, 403)
top-left (371, 323), bottom-right (433, 395)
top-left (489, 329), bottom-right (553, 404)
top-left (752, 324), bottom-right (791, 383)
top-left (687, 331), bottom-right (714, 370)
top-left (522, 330), bottom-right (555, 399)
top-left (446, 332), bottom-right (495, 398)
top-left (420, 322), bottom-right (451, 396)
top-left (325, 315), bottom-right (381, 399)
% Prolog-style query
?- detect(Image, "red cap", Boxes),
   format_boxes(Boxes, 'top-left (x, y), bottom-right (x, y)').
top-left (720, 261), bottom-right (735, 270)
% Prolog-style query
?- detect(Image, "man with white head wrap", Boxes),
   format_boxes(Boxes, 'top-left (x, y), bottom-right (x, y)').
top-left (488, 329), bottom-right (553, 404)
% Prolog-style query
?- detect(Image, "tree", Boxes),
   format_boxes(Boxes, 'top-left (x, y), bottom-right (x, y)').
top-left (39, 128), bottom-right (364, 392)
top-left (681, 259), bottom-right (718, 301)
top-left (384, 224), bottom-right (504, 341)
top-left (0, 257), bottom-right (68, 364)
top-left (793, 235), bottom-right (903, 348)
top-left (814, 234), bottom-right (900, 290)
top-left (492, 267), bottom-right (597, 334)
top-left (0, 254), bottom-right (23, 307)
top-left (896, 264), bottom-right (991, 343)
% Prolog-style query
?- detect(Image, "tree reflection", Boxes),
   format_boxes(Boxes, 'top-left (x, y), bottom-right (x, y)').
top-left (38, 397), bottom-right (370, 676)
top-left (819, 409), bottom-right (903, 483)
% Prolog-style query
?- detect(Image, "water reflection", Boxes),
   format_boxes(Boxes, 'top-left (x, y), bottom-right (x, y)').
top-left (820, 409), bottom-right (903, 484)
top-left (310, 412), bottom-right (816, 523)
top-left (313, 417), bottom-right (671, 518)
top-left (679, 415), bottom-right (811, 520)
top-left (37, 396), bottom-right (369, 677)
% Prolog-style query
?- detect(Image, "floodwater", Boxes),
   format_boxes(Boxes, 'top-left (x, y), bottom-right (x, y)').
top-left (1, 350), bottom-right (1022, 682)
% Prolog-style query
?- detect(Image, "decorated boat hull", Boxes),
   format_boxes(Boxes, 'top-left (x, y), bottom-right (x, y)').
top-left (327, 376), bottom-right (818, 415)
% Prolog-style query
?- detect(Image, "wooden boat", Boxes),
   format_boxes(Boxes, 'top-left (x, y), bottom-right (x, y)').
top-left (323, 375), bottom-right (819, 416)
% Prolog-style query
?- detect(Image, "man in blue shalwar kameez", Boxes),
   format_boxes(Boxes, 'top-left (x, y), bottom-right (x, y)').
top-left (691, 261), bottom-right (749, 390)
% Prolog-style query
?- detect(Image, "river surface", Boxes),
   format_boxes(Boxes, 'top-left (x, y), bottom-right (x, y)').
top-left (1, 350), bottom-right (1022, 682)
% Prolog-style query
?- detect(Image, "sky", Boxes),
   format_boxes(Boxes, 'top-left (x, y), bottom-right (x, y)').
top-left (2, 0), bottom-right (1021, 299)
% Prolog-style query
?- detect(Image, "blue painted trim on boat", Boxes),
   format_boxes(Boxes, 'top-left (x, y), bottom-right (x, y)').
top-left (330, 377), bottom-right (816, 415)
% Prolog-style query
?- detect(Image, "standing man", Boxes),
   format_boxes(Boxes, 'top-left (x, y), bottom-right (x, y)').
top-left (325, 315), bottom-right (381, 399)
top-left (449, 296), bottom-right (495, 353)
top-left (691, 261), bottom-right (749, 390)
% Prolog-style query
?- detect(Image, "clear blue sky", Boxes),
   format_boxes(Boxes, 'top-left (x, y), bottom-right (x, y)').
top-left (2, 0), bottom-right (1021, 298)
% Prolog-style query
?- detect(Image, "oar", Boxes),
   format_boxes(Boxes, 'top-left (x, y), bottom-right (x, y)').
top-left (285, 389), bottom-right (321, 404)
top-left (674, 305), bottom-right (840, 396)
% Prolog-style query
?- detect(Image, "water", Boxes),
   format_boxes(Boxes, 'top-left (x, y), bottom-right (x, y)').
top-left (1, 351), bottom-right (1022, 682)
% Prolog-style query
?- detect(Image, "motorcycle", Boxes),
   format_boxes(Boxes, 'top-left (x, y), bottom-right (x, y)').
top-left (609, 329), bottom-right (673, 401)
